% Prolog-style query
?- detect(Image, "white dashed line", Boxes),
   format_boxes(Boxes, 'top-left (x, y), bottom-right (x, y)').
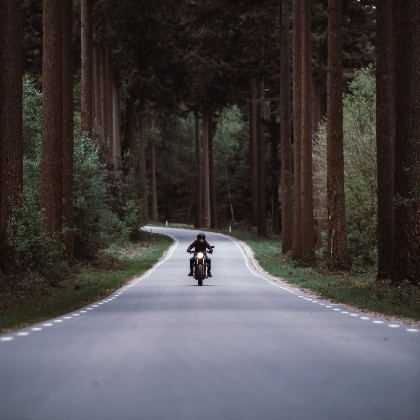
top-left (1, 337), bottom-right (14, 342)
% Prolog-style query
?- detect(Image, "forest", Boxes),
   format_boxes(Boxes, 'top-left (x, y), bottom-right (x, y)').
top-left (0, 0), bottom-right (419, 290)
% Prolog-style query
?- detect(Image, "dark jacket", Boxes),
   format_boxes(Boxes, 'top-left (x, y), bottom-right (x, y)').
top-left (187, 239), bottom-right (212, 253)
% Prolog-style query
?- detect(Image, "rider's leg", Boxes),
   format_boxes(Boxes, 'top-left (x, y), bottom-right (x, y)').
top-left (188, 257), bottom-right (194, 276)
top-left (207, 257), bottom-right (212, 276)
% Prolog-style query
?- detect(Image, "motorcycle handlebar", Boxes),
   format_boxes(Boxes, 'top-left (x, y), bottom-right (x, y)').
top-left (187, 248), bottom-right (214, 254)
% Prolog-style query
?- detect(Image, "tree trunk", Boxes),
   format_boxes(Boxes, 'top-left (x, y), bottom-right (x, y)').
top-left (41, 0), bottom-right (63, 236)
top-left (106, 47), bottom-right (113, 163)
top-left (93, 42), bottom-right (101, 143)
top-left (250, 79), bottom-right (258, 226)
top-left (301, 0), bottom-right (315, 263)
top-left (138, 115), bottom-right (149, 221)
top-left (257, 78), bottom-right (267, 237)
top-left (312, 78), bottom-right (327, 250)
top-left (202, 111), bottom-right (211, 228)
top-left (112, 73), bottom-right (121, 168)
top-left (392, 0), bottom-right (420, 285)
top-left (99, 44), bottom-right (108, 146)
top-left (209, 112), bottom-right (217, 229)
top-left (292, 0), bottom-right (303, 259)
top-left (123, 94), bottom-right (134, 162)
top-left (194, 111), bottom-right (203, 227)
top-left (80, 0), bottom-right (93, 137)
top-left (0, 0), bottom-right (23, 231)
top-left (280, 0), bottom-right (293, 254)
top-left (150, 121), bottom-right (158, 222)
top-left (62, 0), bottom-right (74, 258)
top-left (376, 0), bottom-right (395, 280)
top-left (270, 101), bottom-right (280, 235)
top-left (327, 0), bottom-right (350, 270)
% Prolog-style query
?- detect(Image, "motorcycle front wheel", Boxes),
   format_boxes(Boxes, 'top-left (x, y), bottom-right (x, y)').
top-left (197, 264), bottom-right (204, 286)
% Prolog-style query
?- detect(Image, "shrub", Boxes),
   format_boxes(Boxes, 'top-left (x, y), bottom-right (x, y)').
top-left (7, 199), bottom-right (69, 286)
top-left (2, 76), bottom-right (143, 281)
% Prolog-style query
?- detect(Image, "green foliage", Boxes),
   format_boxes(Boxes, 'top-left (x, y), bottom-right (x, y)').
top-left (72, 134), bottom-right (141, 259)
top-left (22, 74), bottom-right (42, 159)
top-left (7, 201), bottom-right (69, 286)
top-left (0, 233), bottom-right (172, 333)
top-left (213, 106), bottom-right (250, 223)
top-left (313, 65), bottom-right (377, 265)
top-left (2, 76), bottom-right (143, 284)
top-left (343, 65), bottom-right (377, 263)
top-left (233, 231), bottom-right (419, 321)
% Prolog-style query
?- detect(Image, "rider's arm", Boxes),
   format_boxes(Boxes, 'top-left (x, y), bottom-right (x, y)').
top-left (187, 241), bottom-right (196, 252)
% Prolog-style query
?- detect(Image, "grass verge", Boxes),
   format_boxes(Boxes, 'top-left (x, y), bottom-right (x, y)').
top-left (0, 232), bottom-right (172, 334)
top-left (228, 229), bottom-right (420, 323)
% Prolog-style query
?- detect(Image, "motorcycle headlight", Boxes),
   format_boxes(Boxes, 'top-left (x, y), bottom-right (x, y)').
top-left (196, 252), bottom-right (204, 260)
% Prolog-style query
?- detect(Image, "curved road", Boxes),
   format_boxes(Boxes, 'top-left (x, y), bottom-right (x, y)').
top-left (1, 227), bottom-right (419, 420)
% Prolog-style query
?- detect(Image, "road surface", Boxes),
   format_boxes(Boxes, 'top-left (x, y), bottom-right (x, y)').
top-left (1, 227), bottom-right (419, 420)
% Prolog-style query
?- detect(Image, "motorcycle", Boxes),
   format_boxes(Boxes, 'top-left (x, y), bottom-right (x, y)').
top-left (188, 246), bottom-right (214, 286)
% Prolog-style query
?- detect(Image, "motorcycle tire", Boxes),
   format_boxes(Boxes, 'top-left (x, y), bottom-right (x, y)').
top-left (197, 264), bottom-right (204, 286)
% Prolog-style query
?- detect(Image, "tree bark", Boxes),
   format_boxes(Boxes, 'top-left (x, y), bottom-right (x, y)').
top-left (292, 0), bottom-right (303, 259)
top-left (392, 0), bottom-right (420, 285)
top-left (99, 44), bottom-right (108, 146)
top-left (41, 0), bottom-right (63, 236)
top-left (106, 47), bottom-right (113, 162)
top-left (250, 79), bottom-right (258, 226)
top-left (376, 0), bottom-right (395, 280)
top-left (257, 78), bottom-right (267, 237)
top-left (327, 0), bottom-right (350, 270)
top-left (62, 0), bottom-right (74, 258)
top-left (280, 0), bottom-right (293, 253)
top-left (0, 0), bottom-right (23, 231)
top-left (80, 0), bottom-right (93, 137)
top-left (123, 94), bottom-right (134, 162)
top-left (93, 42), bottom-right (101, 143)
top-left (209, 112), bottom-right (217, 229)
top-left (202, 111), bottom-right (211, 228)
top-left (112, 73), bottom-right (121, 167)
top-left (301, 0), bottom-right (315, 263)
top-left (270, 100), bottom-right (280, 235)
top-left (138, 115), bottom-right (149, 221)
top-left (150, 120), bottom-right (158, 222)
top-left (194, 111), bottom-right (203, 227)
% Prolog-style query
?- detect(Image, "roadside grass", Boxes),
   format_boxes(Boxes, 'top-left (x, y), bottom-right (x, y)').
top-left (228, 229), bottom-right (420, 322)
top-left (0, 232), bottom-right (172, 334)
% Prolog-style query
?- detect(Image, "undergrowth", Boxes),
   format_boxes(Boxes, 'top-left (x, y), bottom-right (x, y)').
top-left (0, 232), bottom-right (172, 333)
top-left (229, 229), bottom-right (420, 322)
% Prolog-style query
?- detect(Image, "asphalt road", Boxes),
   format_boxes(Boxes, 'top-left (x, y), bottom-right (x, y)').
top-left (1, 227), bottom-right (419, 420)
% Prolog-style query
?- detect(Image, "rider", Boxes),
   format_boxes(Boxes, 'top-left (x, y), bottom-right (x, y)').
top-left (187, 232), bottom-right (213, 277)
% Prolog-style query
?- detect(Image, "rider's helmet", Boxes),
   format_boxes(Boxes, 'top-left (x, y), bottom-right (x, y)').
top-left (197, 232), bottom-right (206, 241)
